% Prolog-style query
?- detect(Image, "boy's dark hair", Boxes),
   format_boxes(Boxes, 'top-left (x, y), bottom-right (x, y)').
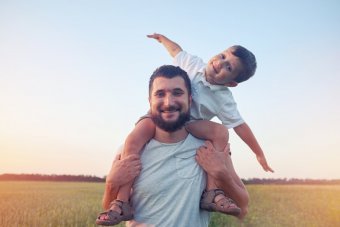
top-left (231, 45), bottom-right (257, 83)
top-left (149, 65), bottom-right (191, 96)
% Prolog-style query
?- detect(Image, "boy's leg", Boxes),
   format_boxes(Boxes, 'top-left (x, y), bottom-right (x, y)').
top-left (187, 121), bottom-right (242, 215)
top-left (110, 117), bottom-right (155, 211)
top-left (186, 120), bottom-right (229, 152)
top-left (96, 117), bottom-right (155, 225)
top-left (215, 152), bottom-right (249, 219)
top-left (187, 120), bottom-right (248, 218)
top-left (186, 120), bottom-right (228, 192)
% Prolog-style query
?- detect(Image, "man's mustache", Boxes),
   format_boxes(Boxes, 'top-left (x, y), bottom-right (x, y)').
top-left (158, 105), bottom-right (180, 112)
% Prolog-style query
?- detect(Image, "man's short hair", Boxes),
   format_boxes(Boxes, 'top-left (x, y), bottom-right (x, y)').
top-left (231, 45), bottom-right (257, 83)
top-left (149, 65), bottom-right (191, 96)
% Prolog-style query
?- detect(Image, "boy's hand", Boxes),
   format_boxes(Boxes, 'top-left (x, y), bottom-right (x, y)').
top-left (257, 155), bottom-right (274, 173)
top-left (147, 33), bottom-right (164, 43)
top-left (147, 33), bottom-right (182, 57)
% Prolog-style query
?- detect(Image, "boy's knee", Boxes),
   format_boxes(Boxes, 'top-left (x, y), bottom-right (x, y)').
top-left (123, 135), bottom-right (141, 156)
top-left (213, 124), bottom-right (229, 142)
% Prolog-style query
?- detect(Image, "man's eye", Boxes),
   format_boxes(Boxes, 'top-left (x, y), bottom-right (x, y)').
top-left (173, 90), bottom-right (184, 96)
top-left (220, 54), bottom-right (225, 59)
top-left (155, 92), bottom-right (165, 97)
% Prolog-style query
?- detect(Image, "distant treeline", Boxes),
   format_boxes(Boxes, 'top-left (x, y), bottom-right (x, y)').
top-left (0, 174), bottom-right (104, 182)
top-left (0, 174), bottom-right (339, 184)
top-left (242, 178), bottom-right (340, 185)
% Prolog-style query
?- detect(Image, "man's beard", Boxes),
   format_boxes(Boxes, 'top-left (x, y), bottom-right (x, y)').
top-left (151, 108), bottom-right (190, 133)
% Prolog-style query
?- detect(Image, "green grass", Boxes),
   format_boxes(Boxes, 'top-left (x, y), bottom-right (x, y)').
top-left (210, 185), bottom-right (340, 227)
top-left (0, 182), bottom-right (339, 227)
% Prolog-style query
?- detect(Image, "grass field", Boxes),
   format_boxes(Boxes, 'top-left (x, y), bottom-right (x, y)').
top-left (0, 182), bottom-right (339, 227)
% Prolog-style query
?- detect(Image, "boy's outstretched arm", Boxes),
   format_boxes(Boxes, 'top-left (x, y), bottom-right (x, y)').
top-left (233, 122), bottom-right (274, 173)
top-left (147, 33), bottom-right (182, 57)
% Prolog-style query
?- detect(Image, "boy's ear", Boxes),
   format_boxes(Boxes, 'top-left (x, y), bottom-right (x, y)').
top-left (224, 81), bottom-right (238, 87)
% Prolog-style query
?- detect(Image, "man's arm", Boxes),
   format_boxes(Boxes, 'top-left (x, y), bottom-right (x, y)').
top-left (233, 122), bottom-right (274, 172)
top-left (102, 153), bottom-right (142, 209)
top-left (147, 33), bottom-right (182, 57)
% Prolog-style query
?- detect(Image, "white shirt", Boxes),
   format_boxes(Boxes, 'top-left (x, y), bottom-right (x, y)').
top-left (174, 51), bottom-right (244, 129)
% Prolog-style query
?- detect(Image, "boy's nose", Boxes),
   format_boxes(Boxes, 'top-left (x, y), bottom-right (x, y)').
top-left (214, 59), bottom-right (222, 70)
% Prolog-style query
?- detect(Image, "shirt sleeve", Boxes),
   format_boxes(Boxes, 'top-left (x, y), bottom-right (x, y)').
top-left (217, 100), bottom-right (244, 129)
top-left (173, 51), bottom-right (206, 80)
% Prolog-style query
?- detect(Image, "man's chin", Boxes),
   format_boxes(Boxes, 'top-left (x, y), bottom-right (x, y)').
top-left (162, 117), bottom-right (179, 124)
top-left (151, 111), bottom-right (190, 133)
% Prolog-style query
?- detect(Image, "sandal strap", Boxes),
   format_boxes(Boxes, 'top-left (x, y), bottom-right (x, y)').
top-left (215, 196), bottom-right (236, 208)
top-left (201, 189), bottom-right (226, 203)
top-left (200, 189), bottom-right (241, 216)
top-left (109, 199), bottom-right (133, 218)
top-left (109, 200), bottom-right (123, 209)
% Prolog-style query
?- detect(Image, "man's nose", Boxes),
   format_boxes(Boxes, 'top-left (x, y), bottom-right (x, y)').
top-left (164, 94), bottom-right (174, 106)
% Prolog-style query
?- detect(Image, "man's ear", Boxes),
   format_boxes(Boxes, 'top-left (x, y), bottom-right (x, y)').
top-left (224, 81), bottom-right (238, 87)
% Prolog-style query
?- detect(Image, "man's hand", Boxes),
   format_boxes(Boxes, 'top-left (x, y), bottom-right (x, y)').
top-left (256, 155), bottom-right (274, 173)
top-left (196, 141), bottom-right (230, 180)
top-left (106, 153), bottom-right (142, 186)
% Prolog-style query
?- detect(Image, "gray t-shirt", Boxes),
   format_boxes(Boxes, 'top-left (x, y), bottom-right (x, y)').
top-left (127, 134), bottom-right (210, 227)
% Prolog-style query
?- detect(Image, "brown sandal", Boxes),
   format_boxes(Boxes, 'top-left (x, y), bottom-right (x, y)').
top-left (95, 200), bottom-right (133, 226)
top-left (200, 189), bottom-right (241, 216)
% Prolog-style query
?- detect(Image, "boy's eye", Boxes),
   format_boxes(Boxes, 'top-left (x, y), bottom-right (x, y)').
top-left (220, 54), bottom-right (225, 59)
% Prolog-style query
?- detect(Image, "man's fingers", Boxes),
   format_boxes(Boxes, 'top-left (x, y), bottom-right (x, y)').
top-left (204, 140), bottom-right (213, 149)
top-left (124, 154), bottom-right (140, 161)
top-left (223, 143), bottom-right (231, 153)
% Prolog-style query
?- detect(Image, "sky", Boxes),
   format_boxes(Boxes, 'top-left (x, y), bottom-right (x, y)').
top-left (0, 0), bottom-right (339, 180)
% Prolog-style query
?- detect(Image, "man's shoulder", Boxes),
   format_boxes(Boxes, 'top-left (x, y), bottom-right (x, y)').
top-left (186, 134), bottom-right (205, 145)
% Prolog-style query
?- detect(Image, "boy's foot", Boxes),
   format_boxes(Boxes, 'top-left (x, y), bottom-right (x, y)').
top-left (200, 189), bottom-right (241, 216)
top-left (96, 200), bottom-right (133, 226)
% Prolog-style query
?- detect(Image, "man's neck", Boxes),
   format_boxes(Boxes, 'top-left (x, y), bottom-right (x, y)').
top-left (153, 127), bottom-right (188, 143)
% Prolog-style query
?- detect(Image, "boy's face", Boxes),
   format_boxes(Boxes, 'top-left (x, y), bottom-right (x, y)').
top-left (205, 47), bottom-right (243, 86)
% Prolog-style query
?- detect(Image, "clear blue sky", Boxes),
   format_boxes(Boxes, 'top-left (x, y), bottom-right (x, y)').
top-left (1, 0), bottom-right (339, 179)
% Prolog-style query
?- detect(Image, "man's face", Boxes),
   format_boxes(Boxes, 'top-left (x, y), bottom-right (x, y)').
top-left (205, 47), bottom-right (243, 86)
top-left (149, 76), bottom-right (191, 132)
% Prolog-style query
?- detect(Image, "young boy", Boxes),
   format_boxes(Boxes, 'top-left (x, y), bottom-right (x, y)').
top-left (96, 34), bottom-right (273, 226)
